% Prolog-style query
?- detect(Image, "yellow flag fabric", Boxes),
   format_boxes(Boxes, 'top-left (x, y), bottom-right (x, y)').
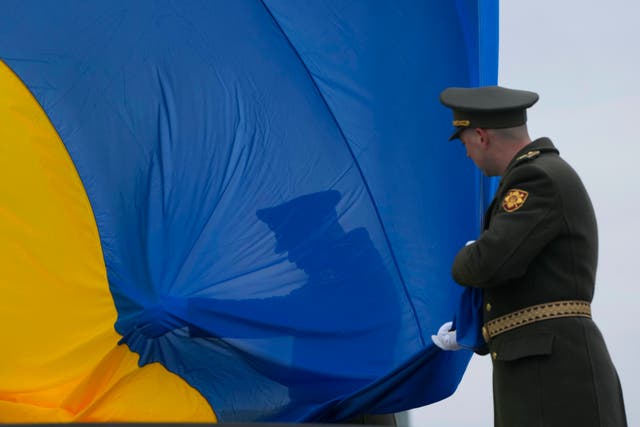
top-left (0, 61), bottom-right (216, 422)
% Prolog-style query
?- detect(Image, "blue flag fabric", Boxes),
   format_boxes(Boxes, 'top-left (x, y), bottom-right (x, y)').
top-left (0, 0), bottom-right (497, 422)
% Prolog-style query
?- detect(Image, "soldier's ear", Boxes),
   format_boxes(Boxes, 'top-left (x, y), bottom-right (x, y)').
top-left (475, 128), bottom-right (490, 147)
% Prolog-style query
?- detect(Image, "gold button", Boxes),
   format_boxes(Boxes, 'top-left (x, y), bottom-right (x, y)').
top-left (492, 352), bottom-right (498, 360)
top-left (485, 303), bottom-right (492, 312)
top-left (482, 326), bottom-right (489, 343)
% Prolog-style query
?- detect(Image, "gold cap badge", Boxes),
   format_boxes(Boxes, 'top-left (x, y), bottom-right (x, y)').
top-left (452, 119), bottom-right (470, 127)
top-left (502, 189), bottom-right (529, 212)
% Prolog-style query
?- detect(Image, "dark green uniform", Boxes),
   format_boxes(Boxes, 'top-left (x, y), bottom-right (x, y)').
top-left (452, 138), bottom-right (627, 427)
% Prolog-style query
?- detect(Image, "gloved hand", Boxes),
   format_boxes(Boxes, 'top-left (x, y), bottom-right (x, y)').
top-left (431, 321), bottom-right (462, 351)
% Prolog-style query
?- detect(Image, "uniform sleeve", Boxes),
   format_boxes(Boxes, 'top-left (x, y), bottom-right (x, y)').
top-left (452, 164), bottom-right (563, 287)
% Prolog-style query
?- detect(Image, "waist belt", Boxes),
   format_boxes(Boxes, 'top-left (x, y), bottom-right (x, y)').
top-left (482, 300), bottom-right (591, 342)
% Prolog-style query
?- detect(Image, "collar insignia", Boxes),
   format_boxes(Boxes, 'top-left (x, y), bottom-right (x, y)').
top-left (516, 150), bottom-right (541, 162)
top-left (502, 189), bottom-right (529, 212)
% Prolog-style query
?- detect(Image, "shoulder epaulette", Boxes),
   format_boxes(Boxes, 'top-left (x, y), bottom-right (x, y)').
top-left (515, 150), bottom-right (541, 162)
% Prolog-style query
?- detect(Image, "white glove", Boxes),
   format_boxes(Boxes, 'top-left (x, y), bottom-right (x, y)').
top-left (465, 240), bottom-right (476, 246)
top-left (431, 321), bottom-right (462, 351)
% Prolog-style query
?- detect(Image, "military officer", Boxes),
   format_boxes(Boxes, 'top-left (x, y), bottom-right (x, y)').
top-left (432, 86), bottom-right (627, 426)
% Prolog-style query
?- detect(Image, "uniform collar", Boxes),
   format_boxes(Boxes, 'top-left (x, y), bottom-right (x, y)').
top-left (503, 137), bottom-right (559, 176)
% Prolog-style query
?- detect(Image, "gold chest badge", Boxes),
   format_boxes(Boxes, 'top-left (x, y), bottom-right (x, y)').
top-left (502, 189), bottom-right (529, 212)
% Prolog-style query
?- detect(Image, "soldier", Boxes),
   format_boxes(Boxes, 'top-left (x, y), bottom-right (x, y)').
top-left (432, 86), bottom-right (627, 426)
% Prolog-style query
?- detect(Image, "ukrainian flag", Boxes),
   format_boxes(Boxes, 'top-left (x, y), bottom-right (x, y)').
top-left (0, 0), bottom-right (496, 422)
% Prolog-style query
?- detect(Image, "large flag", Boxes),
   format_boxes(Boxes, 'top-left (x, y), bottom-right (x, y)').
top-left (0, 0), bottom-right (497, 422)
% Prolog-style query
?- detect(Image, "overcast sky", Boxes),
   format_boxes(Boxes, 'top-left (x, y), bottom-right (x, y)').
top-left (409, 1), bottom-right (640, 425)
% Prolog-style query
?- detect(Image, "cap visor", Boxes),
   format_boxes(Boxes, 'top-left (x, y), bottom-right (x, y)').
top-left (448, 128), bottom-right (463, 141)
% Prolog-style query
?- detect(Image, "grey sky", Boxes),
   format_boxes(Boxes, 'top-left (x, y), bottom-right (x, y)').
top-left (410, 1), bottom-right (640, 425)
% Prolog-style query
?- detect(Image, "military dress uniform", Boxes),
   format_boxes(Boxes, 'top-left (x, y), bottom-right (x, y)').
top-left (440, 87), bottom-right (627, 427)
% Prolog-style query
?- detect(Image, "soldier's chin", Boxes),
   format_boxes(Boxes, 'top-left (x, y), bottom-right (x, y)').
top-left (482, 167), bottom-right (499, 177)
